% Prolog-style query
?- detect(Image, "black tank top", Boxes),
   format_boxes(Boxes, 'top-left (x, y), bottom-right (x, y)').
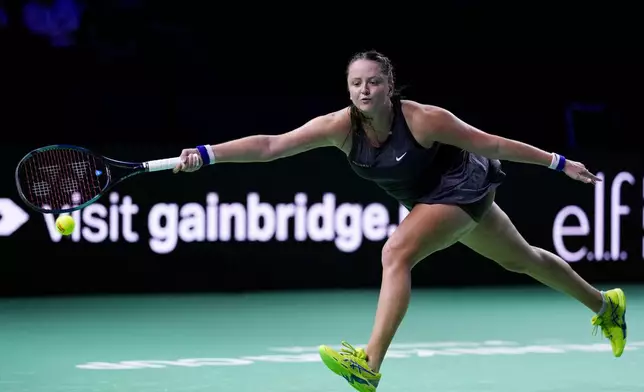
top-left (347, 98), bottom-right (471, 209)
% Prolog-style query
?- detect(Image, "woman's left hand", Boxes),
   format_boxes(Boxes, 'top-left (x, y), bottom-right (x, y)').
top-left (564, 160), bottom-right (601, 185)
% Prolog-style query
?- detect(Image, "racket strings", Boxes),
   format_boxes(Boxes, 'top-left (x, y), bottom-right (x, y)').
top-left (20, 148), bottom-right (103, 211)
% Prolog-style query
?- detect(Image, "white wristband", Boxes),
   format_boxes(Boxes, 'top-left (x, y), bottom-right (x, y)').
top-left (548, 153), bottom-right (558, 169)
top-left (548, 152), bottom-right (566, 171)
top-left (204, 144), bottom-right (216, 164)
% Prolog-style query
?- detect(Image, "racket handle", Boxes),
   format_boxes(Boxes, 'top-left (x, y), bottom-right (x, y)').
top-left (145, 157), bottom-right (182, 172)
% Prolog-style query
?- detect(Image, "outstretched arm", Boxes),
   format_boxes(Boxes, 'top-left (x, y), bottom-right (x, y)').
top-left (411, 104), bottom-right (600, 184)
top-left (173, 111), bottom-right (348, 173)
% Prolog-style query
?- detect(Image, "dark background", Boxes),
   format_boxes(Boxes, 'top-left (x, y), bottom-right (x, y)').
top-left (0, 1), bottom-right (642, 296)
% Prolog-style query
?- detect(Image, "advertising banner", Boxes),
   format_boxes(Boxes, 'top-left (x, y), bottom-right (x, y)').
top-left (1, 145), bottom-right (642, 295)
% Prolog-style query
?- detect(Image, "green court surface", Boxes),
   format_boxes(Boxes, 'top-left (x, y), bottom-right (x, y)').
top-left (1, 285), bottom-right (641, 392)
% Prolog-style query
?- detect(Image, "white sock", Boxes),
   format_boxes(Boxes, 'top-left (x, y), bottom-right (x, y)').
top-left (596, 291), bottom-right (608, 316)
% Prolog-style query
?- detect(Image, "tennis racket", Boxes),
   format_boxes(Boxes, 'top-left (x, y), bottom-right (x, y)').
top-left (15, 144), bottom-right (181, 214)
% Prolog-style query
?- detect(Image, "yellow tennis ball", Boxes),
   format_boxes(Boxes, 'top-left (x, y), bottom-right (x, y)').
top-left (55, 215), bottom-right (75, 236)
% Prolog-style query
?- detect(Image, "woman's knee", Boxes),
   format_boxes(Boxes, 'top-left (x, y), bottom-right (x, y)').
top-left (382, 235), bottom-right (425, 272)
top-left (381, 236), bottom-right (447, 271)
top-left (380, 203), bottom-right (475, 272)
top-left (381, 238), bottom-right (409, 271)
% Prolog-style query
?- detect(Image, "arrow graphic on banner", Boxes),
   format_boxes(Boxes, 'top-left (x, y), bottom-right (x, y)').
top-left (0, 198), bottom-right (30, 236)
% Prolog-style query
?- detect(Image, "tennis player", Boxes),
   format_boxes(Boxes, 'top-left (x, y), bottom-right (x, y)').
top-left (173, 51), bottom-right (627, 392)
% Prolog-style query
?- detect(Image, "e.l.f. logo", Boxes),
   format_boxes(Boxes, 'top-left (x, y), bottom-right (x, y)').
top-left (552, 172), bottom-right (635, 262)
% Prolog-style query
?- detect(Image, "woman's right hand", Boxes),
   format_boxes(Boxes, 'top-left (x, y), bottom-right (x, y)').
top-left (173, 148), bottom-right (203, 173)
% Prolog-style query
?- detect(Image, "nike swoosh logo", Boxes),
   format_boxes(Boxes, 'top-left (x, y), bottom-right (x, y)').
top-left (396, 152), bottom-right (407, 161)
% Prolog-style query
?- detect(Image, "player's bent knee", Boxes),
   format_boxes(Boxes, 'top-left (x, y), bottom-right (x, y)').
top-left (381, 236), bottom-right (428, 271)
top-left (381, 236), bottom-right (444, 271)
top-left (381, 239), bottom-right (411, 271)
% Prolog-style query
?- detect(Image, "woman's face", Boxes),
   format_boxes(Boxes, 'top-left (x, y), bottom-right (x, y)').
top-left (347, 59), bottom-right (391, 116)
